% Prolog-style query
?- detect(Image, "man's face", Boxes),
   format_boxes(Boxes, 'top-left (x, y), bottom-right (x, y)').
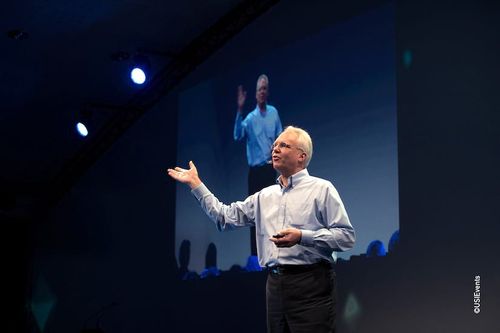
top-left (256, 78), bottom-right (268, 106)
top-left (271, 131), bottom-right (305, 177)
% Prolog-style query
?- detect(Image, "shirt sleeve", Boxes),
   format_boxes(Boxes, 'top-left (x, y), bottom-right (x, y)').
top-left (191, 183), bottom-right (256, 231)
top-left (233, 111), bottom-right (246, 141)
top-left (300, 183), bottom-right (355, 252)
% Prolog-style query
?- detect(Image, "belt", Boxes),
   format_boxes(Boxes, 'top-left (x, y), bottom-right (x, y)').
top-left (267, 261), bottom-right (332, 275)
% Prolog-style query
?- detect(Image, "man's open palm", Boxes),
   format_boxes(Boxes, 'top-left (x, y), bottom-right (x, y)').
top-left (167, 161), bottom-right (201, 189)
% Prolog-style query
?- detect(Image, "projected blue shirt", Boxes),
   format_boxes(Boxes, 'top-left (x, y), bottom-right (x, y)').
top-left (191, 169), bottom-right (355, 267)
top-left (234, 104), bottom-right (282, 167)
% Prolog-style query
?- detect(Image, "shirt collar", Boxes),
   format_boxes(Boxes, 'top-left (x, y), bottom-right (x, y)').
top-left (254, 104), bottom-right (267, 114)
top-left (277, 169), bottom-right (309, 189)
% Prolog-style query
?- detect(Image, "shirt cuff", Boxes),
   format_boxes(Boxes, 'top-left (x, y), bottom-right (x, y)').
top-left (300, 230), bottom-right (315, 247)
top-left (191, 183), bottom-right (209, 200)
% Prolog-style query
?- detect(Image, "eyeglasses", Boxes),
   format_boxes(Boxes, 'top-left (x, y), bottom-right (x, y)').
top-left (271, 141), bottom-right (305, 154)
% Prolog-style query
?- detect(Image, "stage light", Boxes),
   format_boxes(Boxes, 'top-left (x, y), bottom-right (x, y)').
top-left (76, 122), bottom-right (88, 137)
top-left (130, 67), bottom-right (146, 84)
top-left (75, 108), bottom-right (93, 138)
top-left (130, 54), bottom-right (150, 85)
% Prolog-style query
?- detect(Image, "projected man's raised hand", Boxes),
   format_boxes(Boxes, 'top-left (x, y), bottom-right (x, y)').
top-left (237, 85), bottom-right (247, 112)
top-left (167, 161), bottom-right (202, 189)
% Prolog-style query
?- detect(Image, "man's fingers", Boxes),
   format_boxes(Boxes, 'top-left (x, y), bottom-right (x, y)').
top-left (276, 241), bottom-right (292, 248)
top-left (270, 237), bottom-right (288, 244)
top-left (270, 229), bottom-right (300, 248)
top-left (167, 170), bottom-right (181, 180)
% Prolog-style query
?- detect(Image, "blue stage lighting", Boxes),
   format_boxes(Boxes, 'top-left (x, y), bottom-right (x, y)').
top-left (129, 53), bottom-right (150, 85)
top-left (76, 122), bottom-right (88, 137)
top-left (130, 67), bottom-right (146, 85)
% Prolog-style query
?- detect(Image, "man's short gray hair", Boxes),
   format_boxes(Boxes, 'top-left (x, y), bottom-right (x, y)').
top-left (283, 126), bottom-right (313, 167)
top-left (256, 74), bottom-right (269, 88)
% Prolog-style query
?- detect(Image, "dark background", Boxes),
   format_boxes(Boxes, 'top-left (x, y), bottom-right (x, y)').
top-left (3, 0), bottom-right (499, 332)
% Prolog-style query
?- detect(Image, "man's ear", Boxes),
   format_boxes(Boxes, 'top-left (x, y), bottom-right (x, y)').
top-left (298, 152), bottom-right (307, 164)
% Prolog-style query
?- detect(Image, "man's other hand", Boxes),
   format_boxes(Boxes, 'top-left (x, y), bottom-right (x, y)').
top-left (269, 228), bottom-right (302, 247)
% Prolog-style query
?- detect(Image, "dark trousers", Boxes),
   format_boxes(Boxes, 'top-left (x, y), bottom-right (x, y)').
top-left (248, 163), bottom-right (276, 255)
top-left (266, 263), bottom-right (337, 333)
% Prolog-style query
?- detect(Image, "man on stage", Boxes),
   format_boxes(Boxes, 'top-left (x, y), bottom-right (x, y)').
top-left (168, 126), bottom-right (355, 332)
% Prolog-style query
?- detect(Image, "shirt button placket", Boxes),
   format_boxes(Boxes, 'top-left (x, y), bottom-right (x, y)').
top-left (280, 189), bottom-right (287, 230)
top-left (275, 188), bottom-right (287, 261)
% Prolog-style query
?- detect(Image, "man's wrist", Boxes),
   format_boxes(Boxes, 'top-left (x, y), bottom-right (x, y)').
top-left (189, 178), bottom-right (202, 189)
top-left (299, 230), bottom-right (315, 246)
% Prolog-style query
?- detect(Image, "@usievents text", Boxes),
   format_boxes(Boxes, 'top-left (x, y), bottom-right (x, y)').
top-left (473, 275), bottom-right (480, 314)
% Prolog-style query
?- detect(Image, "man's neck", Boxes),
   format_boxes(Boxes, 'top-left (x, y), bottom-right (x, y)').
top-left (278, 168), bottom-right (304, 188)
top-left (278, 175), bottom-right (288, 188)
top-left (258, 103), bottom-right (267, 112)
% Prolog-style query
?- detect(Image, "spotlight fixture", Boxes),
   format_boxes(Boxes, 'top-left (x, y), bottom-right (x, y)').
top-left (76, 122), bottom-right (89, 137)
top-left (129, 53), bottom-right (150, 85)
top-left (130, 68), bottom-right (146, 85)
top-left (75, 109), bottom-right (92, 137)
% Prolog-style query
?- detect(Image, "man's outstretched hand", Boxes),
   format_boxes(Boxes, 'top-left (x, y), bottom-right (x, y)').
top-left (167, 161), bottom-right (202, 189)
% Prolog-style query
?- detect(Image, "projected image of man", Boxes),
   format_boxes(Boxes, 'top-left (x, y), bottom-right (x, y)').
top-left (234, 74), bottom-right (283, 256)
top-left (168, 126), bottom-right (355, 333)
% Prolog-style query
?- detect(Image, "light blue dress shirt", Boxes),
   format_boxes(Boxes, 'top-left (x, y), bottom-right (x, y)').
top-left (191, 169), bottom-right (355, 267)
top-left (234, 104), bottom-right (283, 167)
